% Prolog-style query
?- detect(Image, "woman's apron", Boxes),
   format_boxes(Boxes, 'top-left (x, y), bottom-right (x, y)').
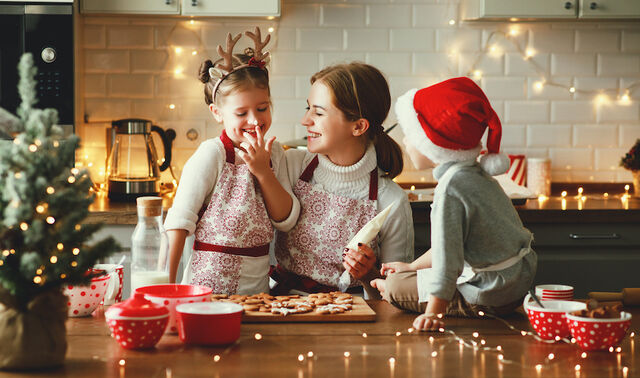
top-left (273, 155), bottom-right (378, 293)
top-left (417, 160), bottom-right (533, 302)
top-left (183, 130), bottom-right (274, 295)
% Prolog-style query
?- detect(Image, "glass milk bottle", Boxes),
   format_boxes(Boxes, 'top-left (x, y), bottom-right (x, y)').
top-left (131, 196), bottom-right (169, 291)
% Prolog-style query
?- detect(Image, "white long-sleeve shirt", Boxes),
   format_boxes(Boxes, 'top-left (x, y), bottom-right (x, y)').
top-left (283, 145), bottom-right (414, 265)
top-left (164, 137), bottom-right (300, 235)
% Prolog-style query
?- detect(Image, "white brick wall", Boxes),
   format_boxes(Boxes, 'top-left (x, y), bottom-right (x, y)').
top-left (79, 0), bottom-right (640, 184)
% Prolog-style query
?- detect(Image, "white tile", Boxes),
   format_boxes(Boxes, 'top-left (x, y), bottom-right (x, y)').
top-left (412, 52), bottom-right (456, 77)
top-left (78, 122), bottom-right (109, 148)
top-left (528, 77), bottom-right (573, 100)
top-left (573, 77), bottom-right (619, 100)
top-left (413, 4), bottom-right (457, 28)
top-left (200, 24), bottom-right (232, 49)
top-left (204, 119), bottom-right (224, 140)
top-left (83, 16), bottom-right (130, 25)
top-left (280, 3), bottom-right (320, 27)
top-left (598, 54), bottom-right (640, 76)
top-left (504, 101), bottom-right (549, 123)
top-left (505, 53), bottom-right (549, 76)
top-left (132, 100), bottom-right (179, 121)
top-left (269, 76), bottom-right (297, 100)
top-left (83, 25), bottom-right (106, 48)
top-left (491, 100), bottom-right (505, 122)
top-left (482, 29), bottom-right (527, 54)
top-left (482, 77), bottom-right (527, 100)
top-left (390, 29), bottom-right (435, 52)
top-left (297, 28), bottom-right (343, 51)
top-left (273, 27), bottom-right (296, 51)
top-left (501, 124), bottom-right (526, 148)
top-left (84, 50), bottom-right (129, 73)
top-left (367, 4), bottom-right (411, 27)
top-left (131, 51), bottom-right (170, 73)
top-left (161, 120), bottom-right (206, 149)
top-left (597, 103), bottom-right (640, 123)
top-left (458, 53), bottom-right (504, 77)
top-left (154, 75), bottom-right (202, 99)
top-left (529, 28), bottom-right (575, 53)
top-left (388, 76), bottom-right (441, 98)
top-left (84, 74), bottom-right (106, 98)
top-left (549, 148), bottom-right (594, 170)
top-left (527, 124), bottom-right (571, 148)
top-left (551, 53), bottom-right (597, 76)
top-left (171, 99), bottom-right (210, 121)
top-left (435, 29), bottom-right (482, 53)
top-left (319, 52), bottom-right (367, 68)
top-left (272, 98), bottom-right (307, 124)
top-left (619, 125), bottom-right (640, 147)
top-left (622, 30), bottom-right (640, 52)
top-left (108, 74), bottom-right (154, 98)
top-left (595, 148), bottom-right (628, 171)
top-left (576, 30), bottom-right (620, 53)
top-left (345, 29), bottom-right (389, 51)
top-left (85, 99), bottom-right (131, 122)
top-left (295, 76), bottom-right (312, 99)
top-left (107, 26), bottom-right (154, 49)
top-left (366, 52), bottom-right (411, 75)
top-left (573, 124), bottom-right (618, 148)
top-left (551, 101), bottom-right (596, 123)
top-left (322, 4), bottom-right (366, 26)
top-left (271, 52), bottom-right (319, 75)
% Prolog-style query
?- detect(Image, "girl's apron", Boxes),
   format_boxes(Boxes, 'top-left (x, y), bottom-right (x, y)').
top-left (183, 130), bottom-right (274, 295)
top-left (417, 160), bottom-right (533, 302)
top-left (273, 155), bottom-right (378, 293)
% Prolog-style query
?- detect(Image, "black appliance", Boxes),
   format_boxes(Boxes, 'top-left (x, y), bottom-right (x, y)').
top-left (0, 1), bottom-right (74, 135)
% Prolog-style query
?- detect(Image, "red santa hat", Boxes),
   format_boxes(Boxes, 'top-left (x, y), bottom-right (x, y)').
top-left (395, 77), bottom-right (510, 176)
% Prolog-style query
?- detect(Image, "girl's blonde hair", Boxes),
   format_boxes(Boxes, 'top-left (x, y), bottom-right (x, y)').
top-left (311, 62), bottom-right (403, 178)
top-left (198, 51), bottom-right (270, 106)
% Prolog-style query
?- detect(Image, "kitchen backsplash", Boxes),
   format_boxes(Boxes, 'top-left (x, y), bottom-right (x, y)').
top-left (77, 0), bottom-right (640, 185)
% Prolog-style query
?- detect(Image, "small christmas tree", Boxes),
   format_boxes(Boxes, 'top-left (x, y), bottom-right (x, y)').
top-left (621, 139), bottom-right (640, 172)
top-left (0, 53), bottom-right (119, 311)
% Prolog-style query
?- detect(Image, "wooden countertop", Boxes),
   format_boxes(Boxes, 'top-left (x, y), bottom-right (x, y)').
top-left (8, 300), bottom-right (637, 377)
top-left (85, 194), bottom-right (173, 225)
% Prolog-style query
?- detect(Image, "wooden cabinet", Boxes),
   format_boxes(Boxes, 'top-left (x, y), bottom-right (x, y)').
top-left (80, 0), bottom-right (279, 16)
top-left (81, 0), bottom-right (180, 14)
top-left (411, 202), bottom-right (640, 298)
top-left (181, 0), bottom-right (279, 17)
top-left (462, 0), bottom-right (640, 20)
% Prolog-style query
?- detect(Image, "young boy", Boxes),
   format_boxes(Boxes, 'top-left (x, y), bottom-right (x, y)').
top-left (371, 77), bottom-right (537, 331)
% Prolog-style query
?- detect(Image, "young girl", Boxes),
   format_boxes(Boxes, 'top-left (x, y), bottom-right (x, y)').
top-left (272, 62), bottom-right (414, 296)
top-left (371, 77), bottom-right (537, 330)
top-left (164, 28), bottom-right (300, 295)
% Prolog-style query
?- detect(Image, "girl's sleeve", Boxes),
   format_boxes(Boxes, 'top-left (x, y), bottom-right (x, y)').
top-left (268, 142), bottom-right (300, 232)
top-left (164, 139), bottom-right (222, 235)
top-left (377, 179), bottom-right (415, 264)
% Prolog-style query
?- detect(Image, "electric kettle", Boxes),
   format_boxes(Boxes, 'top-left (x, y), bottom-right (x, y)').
top-left (106, 119), bottom-right (176, 201)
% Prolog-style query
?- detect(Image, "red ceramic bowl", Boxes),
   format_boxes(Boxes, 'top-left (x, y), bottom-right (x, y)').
top-left (523, 294), bottom-right (586, 340)
top-left (64, 272), bottom-right (110, 317)
top-left (176, 302), bottom-right (244, 346)
top-left (105, 292), bottom-right (169, 350)
top-left (567, 312), bottom-right (632, 351)
top-left (135, 284), bottom-right (212, 334)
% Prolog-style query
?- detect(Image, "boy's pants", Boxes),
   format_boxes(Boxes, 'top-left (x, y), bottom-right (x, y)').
top-left (383, 271), bottom-right (523, 317)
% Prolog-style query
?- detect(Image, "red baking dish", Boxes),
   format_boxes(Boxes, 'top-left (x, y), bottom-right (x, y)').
top-left (176, 302), bottom-right (244, 345)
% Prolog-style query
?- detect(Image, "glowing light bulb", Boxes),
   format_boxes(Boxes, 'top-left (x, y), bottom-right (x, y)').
top-left (473, 70), bottom-right (482, 80)
top-left (169, 104), bottom-right (176, 110)
top-left (561, 191), bottom-right (567, 197)
top-left (581, 352), bottom-right (587, 358)
top-left (535, 364), bottom-right (542, 372)
top-left (508, 26), bottom-right (519, 36)
top-left (431, 351), bottom-right (438, 357)
top-left (307, 351), bottom-right (313, 357)
top-left (472, 332), bottom-right (479, 338)
top-left (343, 351), bottom-right (350, 358)
top-left (20, 223), bottom-right (28, 231)
top-left (34, 276), bottom-right (42, 284)
top-left (46, 186), bottom-right (55, 194)
top-left (119, 359), bottom-right (126, 366)
top-left (50, 256), bottom-right (58, 263)
top-left (174, 47), bottom-right (182, 54)
top-left (29, 144), bottom-right (37, 152)
top-left (388, 357), bottom-right (395, 364)
top-left (268, 27), bottom-right (275, 33)
top-left (620, 92), bottom-right (631, 105)
top-left (362, 333), bottom-right (367, 338)
top-left (73, 248), bottom-right (80, 255)
top-left (525, 48), bottom-right (536, 58)
top-left (548, 353), bottom-right (555, 360)
top-left (174, 67), bottom-right (183, 76)
top-left (569, 86), bottom-right (576, 93)
top-left (448, 19), bottom-right (456, 25)
top-left (254, 333), bottom-right (262, 340)
top-left (395, 331), bottom-right (401, 336)
top-left (595, 93), bottom-right (609, 105)
top-left (189, 19), bottom-right (195, 25)
top-left (297, 354), bottom-right (304, 362)
top-left (213, 355), bottom-right (221, 362)
top-left (68, 176), bottom-right (76, 183)
top-left (57, 243), bottom-right (63, 250)
top-left (533, 81), bottom-right (544, 92)
top-left (191, 50), bottom-right (197, 55)
top-left (575, 364), bottom-right (581, 371)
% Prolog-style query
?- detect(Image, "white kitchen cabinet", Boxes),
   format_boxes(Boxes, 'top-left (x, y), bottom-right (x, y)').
top-left (80, 0), bottom-right (279, 16)
top-left (81, 0), bottom-right (180, 14)
top-left (462, 0), bottom-right (640, 20)
top-left (181, 0), bottom-right (279, 17)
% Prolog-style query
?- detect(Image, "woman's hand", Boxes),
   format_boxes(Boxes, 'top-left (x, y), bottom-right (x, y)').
top-left (380, 261), bottom-right (413, 276)
top-left (238, 125), bottom-right (276, 180)
top-left (413, 313), bottom-right (445, 331)
top-left (342, 243), bottom-right (377, 280)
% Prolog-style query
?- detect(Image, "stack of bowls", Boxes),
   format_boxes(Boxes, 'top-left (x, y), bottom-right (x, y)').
top-left (523, 294), bottom-right (586, 340)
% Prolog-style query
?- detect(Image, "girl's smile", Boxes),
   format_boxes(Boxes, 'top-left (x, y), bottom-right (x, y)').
top-left (210, 87), bottom-right (271, 147)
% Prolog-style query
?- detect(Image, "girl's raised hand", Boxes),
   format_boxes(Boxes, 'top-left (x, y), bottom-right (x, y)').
top-left (239, 125), bottom-right (276, 179)
top-left (380, 262), bottom-right (413, 276)
top-left (342, 243), bottom-right (377, 280)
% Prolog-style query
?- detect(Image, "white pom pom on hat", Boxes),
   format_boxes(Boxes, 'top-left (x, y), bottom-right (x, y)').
top-left (394, 77), bottom-right (510, 176)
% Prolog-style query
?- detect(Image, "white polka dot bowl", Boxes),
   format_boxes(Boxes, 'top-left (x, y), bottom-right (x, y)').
top-left (104, 292), bottom-right (169, 350)
top-left (135, 284), bottom-right (212, 334)
top-left (566, 312), bottom-right (632, 351)
top-left (64, 270), bottom-right (111, 317)
top-left (523, 294), bottom-right (587, 340)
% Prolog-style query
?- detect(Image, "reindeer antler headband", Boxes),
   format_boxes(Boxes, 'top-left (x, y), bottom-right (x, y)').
top-left (209, 27), bottom-right (271, 102)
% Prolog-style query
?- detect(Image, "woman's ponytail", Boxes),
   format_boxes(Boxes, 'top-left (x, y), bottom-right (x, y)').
top-left (374, 131), bottom-right (403, 179)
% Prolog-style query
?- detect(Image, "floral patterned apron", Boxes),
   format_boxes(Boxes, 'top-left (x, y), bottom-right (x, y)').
top-left (182, 130), bottom-right (274, 295)
top-left (274, 155), bottom-right (379, 291)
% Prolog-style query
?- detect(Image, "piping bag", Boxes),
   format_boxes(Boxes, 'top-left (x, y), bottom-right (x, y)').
top-left (337, 201), bottom-right (397, 292)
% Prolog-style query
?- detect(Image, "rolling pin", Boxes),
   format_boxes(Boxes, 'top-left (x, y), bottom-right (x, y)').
top-left (588, 288), bottom-right (640, 306)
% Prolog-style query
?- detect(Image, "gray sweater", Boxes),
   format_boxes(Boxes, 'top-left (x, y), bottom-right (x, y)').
top-left (426, 161), bottom-right (537, 307)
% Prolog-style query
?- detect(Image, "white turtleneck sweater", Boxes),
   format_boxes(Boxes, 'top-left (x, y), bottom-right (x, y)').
top-left (164, 137), bottom-right (300, 235)
top-left (282, 145), bottom-right (414, 265)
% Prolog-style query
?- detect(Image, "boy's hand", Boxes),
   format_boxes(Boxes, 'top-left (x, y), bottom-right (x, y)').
top-left (239, 126), bottom-right (276, 180)
top-left (370, 278), bottom-right (388, 300)
top-left (413, 313), bottom-right (445, 331)
top-left (343, 244), bottom-right (376, 280)
top-left (380, 262), bottom-right (413, 276)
